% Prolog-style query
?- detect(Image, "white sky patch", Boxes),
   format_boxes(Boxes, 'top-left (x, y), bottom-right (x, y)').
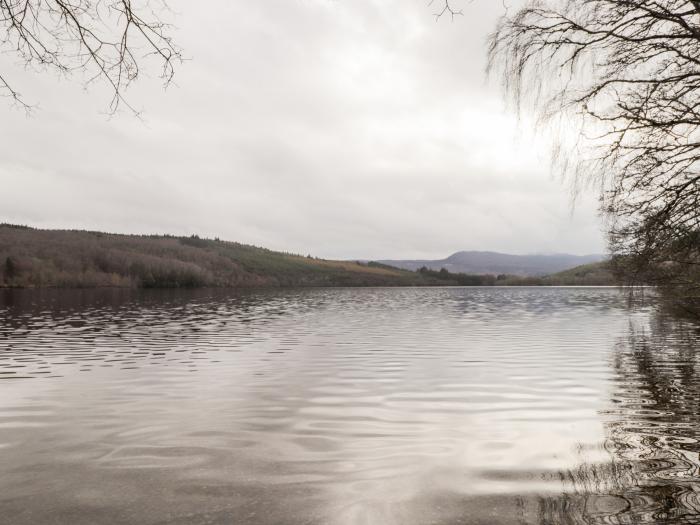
top-left (0, 0), bottom-right (605, 259)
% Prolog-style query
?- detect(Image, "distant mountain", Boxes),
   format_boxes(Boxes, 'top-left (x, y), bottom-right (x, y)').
top-left (377, 251), bottom-right (607, 277)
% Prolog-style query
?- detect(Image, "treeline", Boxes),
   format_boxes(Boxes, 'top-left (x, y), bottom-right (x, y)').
top-left (417, 266), bottom-right (497, 285)
top-left (1, 226), bottom-right (248, 288)
top-left (0, 225), bottom-right (441, 288)
top-left (416, 262), bottom-right (616, 287)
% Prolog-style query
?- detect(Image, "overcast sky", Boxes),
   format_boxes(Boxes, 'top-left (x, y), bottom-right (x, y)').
top-left (0, 0), bottom-right (606, 260)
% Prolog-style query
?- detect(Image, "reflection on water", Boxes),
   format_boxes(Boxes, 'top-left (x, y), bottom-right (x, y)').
top-left (532, 313), bottom-right (700, 525)
top-left (0, 287), bottom-right (698, 524)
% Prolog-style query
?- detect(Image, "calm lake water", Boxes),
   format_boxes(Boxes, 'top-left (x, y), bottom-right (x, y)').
top-left (1, 287), bottom-right (699, 524)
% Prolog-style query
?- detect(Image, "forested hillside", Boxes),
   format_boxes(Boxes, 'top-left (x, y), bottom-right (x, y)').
top-left (0, 225), bottom-right (616, 289)
top-left (0, 225), bottom-right (431, 288)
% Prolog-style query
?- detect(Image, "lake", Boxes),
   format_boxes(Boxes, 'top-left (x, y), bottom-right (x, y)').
top-left (1, 287), bottom-right (699, 524)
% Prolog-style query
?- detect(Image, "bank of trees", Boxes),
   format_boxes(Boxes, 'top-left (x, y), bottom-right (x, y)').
top-left (489, 0), bottom-right (700, 316)
top-left (0, 225), bottom-right (448, 288)
top-left (417, 262), bottom-right (614, 286)
top-left (418, 266), bottom-right (498, 286)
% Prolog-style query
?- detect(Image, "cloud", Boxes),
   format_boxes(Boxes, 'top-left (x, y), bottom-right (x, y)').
top-left (0, 0), bottom-right (605, 259)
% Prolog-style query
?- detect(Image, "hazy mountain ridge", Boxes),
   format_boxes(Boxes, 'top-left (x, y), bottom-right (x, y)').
top-left (379, 251), bottom-right (607, 276)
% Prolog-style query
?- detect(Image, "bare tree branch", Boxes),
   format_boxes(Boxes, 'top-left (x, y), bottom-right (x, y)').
top-left (0, 0), bottom-right (182, 113)
top-left (430, 0), bottom-right (465, 21)
top-left (489, 0), bottom-right (700, 314)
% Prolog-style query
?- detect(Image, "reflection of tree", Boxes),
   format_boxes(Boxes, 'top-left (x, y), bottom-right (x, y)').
top-left (524, 314), bottom-right (700, 524)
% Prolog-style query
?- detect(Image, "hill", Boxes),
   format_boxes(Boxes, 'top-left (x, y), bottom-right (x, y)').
top-left (0, 224), bottom-right (440, 288)
top-left (411, 260), bottom-right (615, 286)
top-left (379, 251), bottom-right (606, 276)
top-left (499, 261), bottom-right (616, 286)
top-left (0, 225), bottom-right (616, 289)
top-left (542, 261), bottom-right (616, 286)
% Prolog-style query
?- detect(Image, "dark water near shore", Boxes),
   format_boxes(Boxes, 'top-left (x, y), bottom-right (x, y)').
top-left (1, 287), bottom-right (699, 524)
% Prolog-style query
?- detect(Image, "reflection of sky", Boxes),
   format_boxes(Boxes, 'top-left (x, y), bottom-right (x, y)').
top-left (0, 287), bottom-right (664, 524)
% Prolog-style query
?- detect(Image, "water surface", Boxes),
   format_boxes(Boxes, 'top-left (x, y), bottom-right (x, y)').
top-left (1, 287), bottom-right (699, 524)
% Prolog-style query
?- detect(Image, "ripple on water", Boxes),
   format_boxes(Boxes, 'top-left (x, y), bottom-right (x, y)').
top-left (0, 287), bottom-right (699, 524)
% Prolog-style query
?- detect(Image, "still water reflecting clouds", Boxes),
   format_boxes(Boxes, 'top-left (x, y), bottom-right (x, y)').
top-left (0, 287), bottom-right (698, 524)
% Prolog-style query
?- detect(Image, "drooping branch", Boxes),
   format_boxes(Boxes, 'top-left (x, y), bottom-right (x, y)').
top-left (489, 0), bottom-right (700, 311)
